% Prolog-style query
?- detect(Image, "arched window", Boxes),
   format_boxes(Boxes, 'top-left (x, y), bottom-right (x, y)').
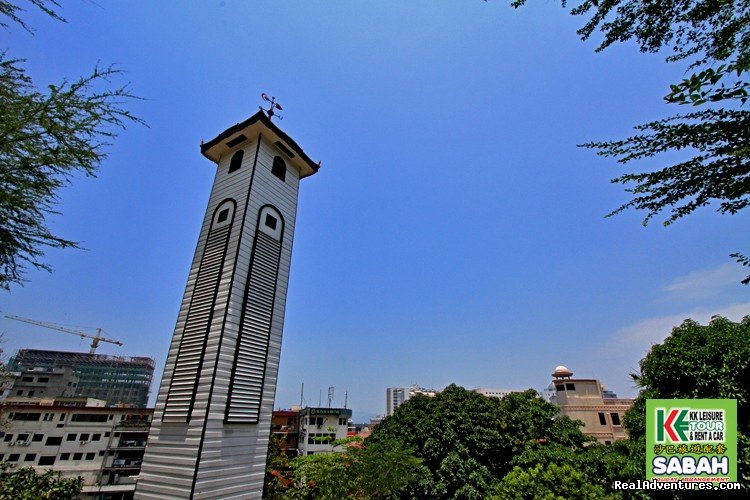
top-left (271, 156), bottom-right (286, 182)
top-left (229, 150), bottom-right (244, 173)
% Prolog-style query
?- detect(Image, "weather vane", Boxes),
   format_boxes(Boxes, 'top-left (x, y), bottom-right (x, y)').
top-left (260, 93), bottom-right (283, 121)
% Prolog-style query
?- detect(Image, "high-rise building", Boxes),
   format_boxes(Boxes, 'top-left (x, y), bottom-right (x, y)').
top-left (137, 110), bottom-right (319, 499)
top-left (385, 385), bottom-right (438, 417)
top-left (8, 349), bottom-right (154, 408)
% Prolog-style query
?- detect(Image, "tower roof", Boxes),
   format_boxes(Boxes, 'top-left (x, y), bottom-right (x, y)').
top-left (200, 110), bottom-right (320, 179)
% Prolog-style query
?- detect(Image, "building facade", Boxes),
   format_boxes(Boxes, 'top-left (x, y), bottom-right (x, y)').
top-left (1, 366), bottom-right (78, 402)
top-left (9, 349), bottom-right (154, 408)
top-left (298, 407), bottom-right (352, 456)
top-left (137, 111), bottom-right (319, 499)
top-left (385, 385), bottom-right (438, 417)
top-left (0, 400), bottom-right (153, 498)
top-left (550, 365), bottom-right (633, 444)
top-left (473, 388), bottom-right (521, 400)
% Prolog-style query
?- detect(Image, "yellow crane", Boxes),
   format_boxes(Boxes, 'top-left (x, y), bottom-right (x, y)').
top-left (5, 315), bottom-right (123, 354)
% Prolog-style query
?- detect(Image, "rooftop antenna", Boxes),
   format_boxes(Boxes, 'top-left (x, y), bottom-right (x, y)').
top-left (344, 390), bottom-right (348, 409)
top-left (300, 381), bottom-right (305, 408)
top-left (260, 93), bottom-right (283, 121)
top-left (318, 389), bottom-right (322, 407)
top-left (327, 386), bottom-right (334, 408)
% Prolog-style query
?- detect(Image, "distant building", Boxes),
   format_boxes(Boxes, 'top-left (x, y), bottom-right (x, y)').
top-left (2, 366), bottom-right (78, 402)
top-left (9, 349), bottom-right (154, 408)
top-left (386, 385), bottom-right (438, 417)
top-left (550, 365), bottom-right (634, 444)
top-left (473, 387), bottom-right (521, 399)
top-left (271, 410), bottom-right (300, 458)
top-left (0, 399), bottom-right (152, 498)
top-left (298, 407), bottom-right (352, 456)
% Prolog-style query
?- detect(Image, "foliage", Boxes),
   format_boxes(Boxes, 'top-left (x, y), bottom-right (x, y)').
top-left (510, 0), bottom-right (750, 282)
top-left (624, 315), bottom-right (750, 486)
top-left (0, 466), bottom-right (82, 499)
top-left (491, 462), bottom-right (616, 500)
top-left (368, 385), bottom-right (592, 499)
top-left (0, 1), bottom-right (143, 290)
top-left (265, 432), bottom-right (294, 499)
top-left (279, 437), bottom-right (423, 499)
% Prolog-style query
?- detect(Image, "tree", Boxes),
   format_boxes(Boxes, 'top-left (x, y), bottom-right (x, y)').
top-left (0, 466), bottom-right (82, 499)
top-left (492, 462), bottom-right (616, 500)
top-left (623, 315), bottom-right (750, 487)
top-left (511, 0), bottom-right (750, 283)
top-left (279, 437), bottom-right (423, 499)
top-left (368, 386), bottom-right (593, 499)
top-left (0, 0), bottom-right (143, 290)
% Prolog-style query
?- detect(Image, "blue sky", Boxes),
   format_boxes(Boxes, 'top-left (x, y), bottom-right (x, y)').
top-left (1, 1), bottom-right (748, 421)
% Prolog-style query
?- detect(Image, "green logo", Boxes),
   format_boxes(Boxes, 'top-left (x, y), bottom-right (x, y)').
top-left (646, 399), bottom-right (736, 483)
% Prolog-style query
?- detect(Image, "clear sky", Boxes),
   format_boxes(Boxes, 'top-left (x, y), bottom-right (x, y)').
top-left (1, 1), bottom-right (748, 421)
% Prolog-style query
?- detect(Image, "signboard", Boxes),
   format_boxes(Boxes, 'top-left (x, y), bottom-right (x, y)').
top-left (646, 399), bottom-right (736, 483)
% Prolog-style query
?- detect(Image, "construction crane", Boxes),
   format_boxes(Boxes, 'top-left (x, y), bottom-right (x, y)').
top-left (5, 315), bottom-right (123, 354)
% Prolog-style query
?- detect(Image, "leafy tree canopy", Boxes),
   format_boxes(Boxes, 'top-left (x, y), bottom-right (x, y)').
top-left (0, 466), bottom-right (82, 499)
top-left (0, 0), bottom-right (143, 290)
top-left (275, 437), bottom-right (423, 499)
top-left (623, 315), bottom-right (750, 487)
top-left (368, 385), bottom-right (591, 499)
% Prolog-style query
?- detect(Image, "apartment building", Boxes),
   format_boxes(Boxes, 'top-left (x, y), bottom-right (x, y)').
top-left (0, 399), bottom-right (152, 498)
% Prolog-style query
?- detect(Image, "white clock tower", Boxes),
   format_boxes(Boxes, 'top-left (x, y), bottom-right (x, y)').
top-left (136, 109), bottom-right (319, 499)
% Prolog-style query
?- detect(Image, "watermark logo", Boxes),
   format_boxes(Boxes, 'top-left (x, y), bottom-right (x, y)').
top-left (646, 399), bottom-right (736, 483)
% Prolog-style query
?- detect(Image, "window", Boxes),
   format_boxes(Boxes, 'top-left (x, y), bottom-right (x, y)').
top-left (59, 414), bottom-right (65, 421)
top-left (0, 454), bottom-right (3, 461)
top-left (339, 418), bottom-right (348, 426)
top-left (66, 434), bottom-right (77, 441)
top-left (71, 414), bottom-right (108, 423)
top-left (22, 376), bottom-right (33, 382)
top-left (217, 209), bottom-right (229, 223)
top-left (265, 214), bottom-right (277, 230)
top-left (27, 390), bottom-right (34, 397)
top-left (80, 433), bottom-right (90, 441)
top-left (104, 432), bottom-right (110, 437)
top-left (43, 413), bottom-right (54, 421)
top-left (60, 453), bottom-right (70, 460)
top-left (598, 413), bottom-right (607, 426)
top-left (17, 434), bottom-right (29, 442)
top-left (24, 453), bottom-right (36, 461)
top-left (85, 452), bottom-right (95, 460)
top-left (3, 434), bottom-right (12, 442)
top-left (8, 454), bottom-right (19, 462)
top-left (228, 149), bottom-right (244, 173)
top-left (38, 456), bottom-right (55, 466)
top-left (72, 453), bottom-right (82, 460)
top-left (272, 156), bottom-right (286, 181)
top-left (611, 413), bottom-right (621, 426)
top-left (92, 433), bottom-right (101, 441)
top-left (46, 436), bottom-right (62, 446)
top-left (37, 377), bottom-right (49, 383)
top-left (32, 434), bottom-right (44, 442)
top-left (565, 383), bottom-right (576, 391)
top-left (605, 440), bottom-right (612, 445)
top-left (15, 390), bottom-right (22, 395)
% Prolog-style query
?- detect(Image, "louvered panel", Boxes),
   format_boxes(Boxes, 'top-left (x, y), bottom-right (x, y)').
top-left (163, 224), bottom-right (232, 422)
top-left (226, 230), bottom-right (282, 423)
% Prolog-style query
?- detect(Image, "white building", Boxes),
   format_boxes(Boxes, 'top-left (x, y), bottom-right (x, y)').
top-left (385, 385), bottom-right (438, 417)
top-left (473, 387), bottom-right (521, 400)
top-left (137, 110), bottom-right (320, 499)
top-left (297, 407), bottom-right (352, 456)
top-left (0, 400), bottom-right (152, 498)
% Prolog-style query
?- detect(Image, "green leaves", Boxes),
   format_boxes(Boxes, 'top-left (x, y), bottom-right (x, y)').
top-left (0, 55), bottom-right (143, 290)
top-left (0, 466), bottom-right (82, 499)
